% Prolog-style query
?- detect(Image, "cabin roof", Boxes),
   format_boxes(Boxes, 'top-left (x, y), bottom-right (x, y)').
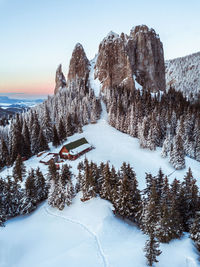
top-left (40, 154), bottom-right (54, 163)
top-left (62, 138), bottom-right (89, 152)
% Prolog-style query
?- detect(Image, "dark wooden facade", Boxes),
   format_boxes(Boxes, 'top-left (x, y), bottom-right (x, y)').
top-left (59, 138), bottom-right (93, 160)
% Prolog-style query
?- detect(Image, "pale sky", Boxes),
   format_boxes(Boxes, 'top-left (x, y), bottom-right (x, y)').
top-left (0, 0), bottom-right (200, 95)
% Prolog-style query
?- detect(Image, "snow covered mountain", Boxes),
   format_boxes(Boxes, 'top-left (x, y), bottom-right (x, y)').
top-left (165, 52), bottom-right (200, 99)
top-left (54, 25), bottom-right (166, 95)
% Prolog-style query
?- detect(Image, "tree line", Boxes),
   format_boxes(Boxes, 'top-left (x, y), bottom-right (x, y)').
top-left (0, 155), bottom-right (48, 226)
top-left (104, 86), bottom-right (200, 170)
top-left (0, 83), bottom-right (101, 169)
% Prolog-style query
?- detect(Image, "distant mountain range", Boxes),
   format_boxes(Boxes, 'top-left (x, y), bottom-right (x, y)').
top-left (0, 96), bottom-right (44, 117)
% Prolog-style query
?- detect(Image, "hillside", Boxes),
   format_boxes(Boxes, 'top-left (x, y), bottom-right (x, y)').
top-left (1, 198), bottom-right (198, 267)
top-left (0, 100), bottom-right (200, 266)
top-left (165, 52), bottom-right (200, 99)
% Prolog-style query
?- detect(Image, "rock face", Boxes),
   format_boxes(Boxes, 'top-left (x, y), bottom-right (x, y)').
top-left (67, 43), bottom-right (90, 87)
top-left (54, 25), bottom-right (165, 94)
top-left (127, 25), bottom-right (165, 92)
top-left (54, 64), bottom-right (66, 94)
top-left (95, 25), bottom-right (165, 92)
top-left (94, 31), bottom-right (135, 91)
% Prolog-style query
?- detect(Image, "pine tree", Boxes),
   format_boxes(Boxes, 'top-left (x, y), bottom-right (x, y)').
top-left (194, 133), bottom-right (200, 162)
top-left (169, 135), bottom-right (185, 170)
top-left (146, 125), bottom-right (156, 151)
top-left (42, 104), bottom-right (53, 142)
top-left (31, 112), bottom-right (41, 154)
top-left (144, 233), bottom-right (162, 266)
top-left (66, 114), bottom-right (74, 137)
top-left (58, 117), bottom-right (67, 142)
top-left (12, 154), bottom-right (26, 183)
top-left (52, 125), bottom-right (60, 147)
top-left (141, 181), bottom-right (160, 235)
top-left (25, 169), bottom-right (37, 200)
top-left (81, 158), bottom-right (96, 200)
top-left (0, 178), bottom-right (8, 226)
top-left (35, 167), bottom-right (48, 202)
top-left (11, 125), bottom-right (23, 163)
top-left (157, 199), bottom-right (173, 243)
top-left (0, 137), bottom-right (9, 166)
top-left (114, 163), bottom-right (142, 223)
top-left (99, 162), bottom-right (112, 200)
top-left (190, 212), bottom-right (200, 251)
top-left (48, 161), bottom-right (60, 207)
top-left (161, 134), bottom-right (171, 158)
top-left (181, 168), bottom-right (199, 231)
top-left (22, 121), bottom-right (32, 159)
top-left (38, 129), bottom-right (49, 152)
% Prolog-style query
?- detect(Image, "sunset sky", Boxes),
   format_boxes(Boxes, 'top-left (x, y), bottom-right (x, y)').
top-left (1, 0), bottom-right (200, 96)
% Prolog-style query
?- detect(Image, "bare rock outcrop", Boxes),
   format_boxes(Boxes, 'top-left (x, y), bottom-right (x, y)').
top-left (127, 25), bottom-right (165, 92)
top-left (94, 31), bottom-right (135, 91)
top-left (54, 25), bottom-right (165, 94)
top-left (54, 64), bottom-right (66, 94)
top-left (95, 25), bottom-right (165, 93)
top-left (67, 43), bottom-right (90, 88)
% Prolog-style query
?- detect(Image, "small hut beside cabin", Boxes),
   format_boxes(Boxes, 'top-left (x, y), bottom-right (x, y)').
top-left (40, 153), bottom-right (59, 165)
top-left (59, 138), bottom-right (93, 160)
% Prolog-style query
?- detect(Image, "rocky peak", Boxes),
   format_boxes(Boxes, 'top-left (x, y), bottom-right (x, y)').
top-left (95, 25), bottom-right (165, 93)
top-left (95, 30), bottom-right (135, 91)
top-left (67, 43), bottom-right (90, 86)
top-left (54, 64), bottom-right (66, 94)
top-left (127, 25), bottom-right (165, 92)
top-left (54, 25), bottom-right (165, 94)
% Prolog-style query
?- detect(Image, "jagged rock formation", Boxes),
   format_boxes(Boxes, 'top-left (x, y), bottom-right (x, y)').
top-left (165, 51), bottom-right (200, 99)
top-left (67, 43), bottom-right (90, 88)
top-left (127, 25), bottom-right (165, 92)
top-left (95, 25), bottom-right (165, 93)
top-left (54, 64), bottom-right (67, 95)
top-left (94, 31), bottom-right (135, 91)
top-left (55, 25), bottom-right (165, 94)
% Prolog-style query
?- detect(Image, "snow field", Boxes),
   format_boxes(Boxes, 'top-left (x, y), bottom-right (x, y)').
top-left (0, 195), bottom-right (199, 267)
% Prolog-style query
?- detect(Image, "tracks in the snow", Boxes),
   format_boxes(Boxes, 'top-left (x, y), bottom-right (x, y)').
top-left (44, 205), bottom-right (109, 267)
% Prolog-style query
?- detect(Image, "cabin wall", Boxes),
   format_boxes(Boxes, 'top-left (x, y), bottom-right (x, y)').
top-left (60, 147), bottom-right (69, 159)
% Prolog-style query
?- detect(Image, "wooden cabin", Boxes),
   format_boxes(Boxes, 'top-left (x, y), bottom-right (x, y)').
top-left (40, 153), bottom-right (59, 165)
top-left (59, 138), bottom-right (93, 160)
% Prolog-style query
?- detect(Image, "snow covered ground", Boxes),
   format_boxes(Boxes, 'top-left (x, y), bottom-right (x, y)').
top-left (0, 195), bottom-right (199, 267)
top-left (1, 100), bottom-right (200, 266)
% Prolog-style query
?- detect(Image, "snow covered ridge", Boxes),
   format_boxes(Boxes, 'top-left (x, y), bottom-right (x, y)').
top-left (165, 51), bottom-right (200, 99)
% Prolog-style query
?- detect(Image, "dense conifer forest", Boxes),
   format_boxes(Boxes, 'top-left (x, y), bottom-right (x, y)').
top-left (104, 87), bottom-right (200, 169)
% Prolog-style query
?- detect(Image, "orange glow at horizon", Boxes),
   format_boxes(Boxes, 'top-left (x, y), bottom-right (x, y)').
top-left (0, 76), bottom-right (55, 95)
top-left (0, 85), bottom-right (54, 95)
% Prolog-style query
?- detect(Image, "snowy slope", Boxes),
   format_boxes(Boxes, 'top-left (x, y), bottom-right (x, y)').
top-left (165, 52), bottom-right (200, 98)
top-left (89, 56), bottom-right (102, 97)
top-left (0, 196), bottom-right (199, 267)
top-left (1, 100), bottom-right (200, 266)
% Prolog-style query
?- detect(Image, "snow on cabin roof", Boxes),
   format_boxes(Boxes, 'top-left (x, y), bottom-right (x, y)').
top-left (40, 154), bottom-right (54, 163)
top-left (62, 138), bottom-right (89, 152)
top-left (70, 143), bottom-right (92, 156)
